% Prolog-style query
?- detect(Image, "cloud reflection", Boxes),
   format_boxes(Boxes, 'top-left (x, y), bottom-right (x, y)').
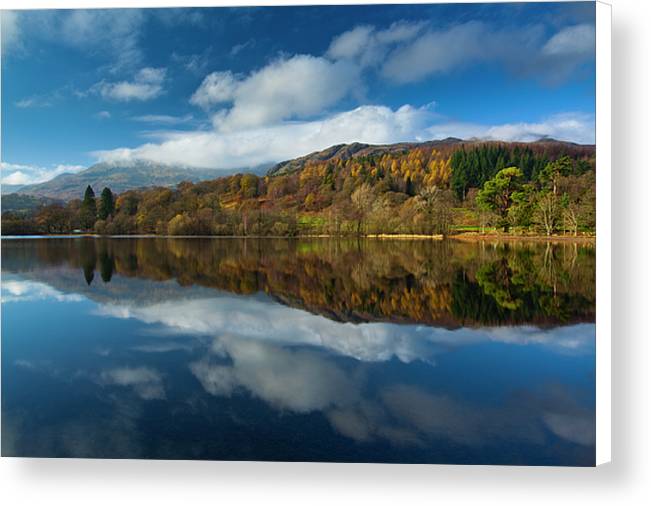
top-left (95, 294), bottom-right (595, 367)
top-left (99, 366), bottom-right (166, 400)
top-left (189, 335), bottom-right (595, 448)
top-left (1, 279), bottom-right (84, 303)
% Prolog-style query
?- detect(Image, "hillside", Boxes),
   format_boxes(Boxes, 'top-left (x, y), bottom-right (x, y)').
top-left (15, 160), bottom-right (224, 201)
top-left (1, 193), bottom-right (62, 215)
top-left (267, 138), bottom-right (593, 177)
top-left (2, 138), bottom-right (596, 237)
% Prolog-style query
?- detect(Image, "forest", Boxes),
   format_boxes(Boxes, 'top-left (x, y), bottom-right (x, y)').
top-left (1, 141), bottom-right (596, 237)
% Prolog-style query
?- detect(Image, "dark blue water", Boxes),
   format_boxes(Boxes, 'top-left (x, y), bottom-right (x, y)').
top-left (1, 237), bottom-right (595, 465)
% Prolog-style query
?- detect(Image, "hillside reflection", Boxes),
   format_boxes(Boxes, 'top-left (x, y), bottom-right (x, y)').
top-left (2, 237), bottom-right (595, 327)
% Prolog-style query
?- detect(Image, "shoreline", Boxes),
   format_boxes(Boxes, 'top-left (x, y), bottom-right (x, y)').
top-left (2, 232), bottom-right (595, 242)
top-left (450, 232), bottom-right (596, 244)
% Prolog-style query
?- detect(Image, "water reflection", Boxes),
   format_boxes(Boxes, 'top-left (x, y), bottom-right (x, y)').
top-left (1, 238), bottom-right (595, 464)
top-left (2, 237), bottom-right (595, 327)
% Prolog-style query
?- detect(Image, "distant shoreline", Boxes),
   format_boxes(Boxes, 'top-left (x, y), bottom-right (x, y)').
top-left (450, 233), bottom-right (596, 243)
top-left (2, 233), bottom-right (596, 243)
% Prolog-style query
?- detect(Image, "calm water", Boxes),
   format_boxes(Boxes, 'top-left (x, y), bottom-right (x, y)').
top-left (1, 237), bottom-right (596, 465)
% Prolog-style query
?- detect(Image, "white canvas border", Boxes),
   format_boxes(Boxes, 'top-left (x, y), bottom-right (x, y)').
top-left (595, 0), bottom-right (612, 466)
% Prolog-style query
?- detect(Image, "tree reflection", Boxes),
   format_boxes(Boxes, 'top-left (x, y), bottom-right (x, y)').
top-left (2, 237), bottom-right (595, 327)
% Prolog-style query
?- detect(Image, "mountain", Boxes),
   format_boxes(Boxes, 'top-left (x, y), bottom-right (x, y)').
top-left (1, 193), bottom-right (62, 215)
top-left (268, 138), bottom-right (465, 176)
top-left (14, 160), bottom-right (248, 201)
top-left (1, 184), bottom-right (26, 195)
top-left (266, 137), bottom-right (594, 177)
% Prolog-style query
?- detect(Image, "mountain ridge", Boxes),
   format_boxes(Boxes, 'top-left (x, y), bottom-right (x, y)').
top-left (267, 137), bottom-right (594, 177)
top-left (8, 138), bottom-right (594, 203)
top-left (12, 159), bottom-right (271, 201)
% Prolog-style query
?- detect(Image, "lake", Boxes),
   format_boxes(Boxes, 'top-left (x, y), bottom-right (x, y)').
top-left (1, 237), bottom-right (596, 465)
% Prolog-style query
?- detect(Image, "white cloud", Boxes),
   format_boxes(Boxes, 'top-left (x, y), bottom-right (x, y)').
top-left (94, 105), bottom-right (594, 170)
top-left (327, 21), bottom-right (426, 68)
top-left (229, 39), bottom-right (255, 57)
top-left (171, 46), bottom-right (213, 75)
top-left (1, 161), bottom-right (86, 186)
top-left (542, 24), bottom-right (595, 57)
top-left (130, 114), bottom-right (194, 125)
top-left (1, 10), bottom-right (22, 55)
top-left (381, 21), bottom-right (594, 84)
top-left (382, 21), bottom-right (535, 83)
top-left (191, 55), bottom-right (361, 131)
top-left (92, 67), bottom-right (166, 102)
top-left (5, 10), bottom-right (145, 70)
top-left (57, 9), bottom-right (146, 71)
top-left (190, 71), bottom-right (240, 109)
top-left (327, 25), bottom-right (375, 61)
top-left (94, 104), bottom-right (434, 169)
top-left (426, 112), bottom-right (595, 145)
top-left (95, 110), bottom-right (111, 120)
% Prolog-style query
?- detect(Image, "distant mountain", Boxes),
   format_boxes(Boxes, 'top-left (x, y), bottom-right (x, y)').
top-left (1, 193), bottom-right (62, 215)
top-left (1, 184), bottom-right (26, 195)
top-left (15, 160), bottom-right (266, 201)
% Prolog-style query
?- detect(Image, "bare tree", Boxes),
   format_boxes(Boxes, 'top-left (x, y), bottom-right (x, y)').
top-left (350, 183), bottom-right (374, 236)
top-left (534, 192), bottom-right (558, 236)
top-left (417, 185), bottom-right (453, 235)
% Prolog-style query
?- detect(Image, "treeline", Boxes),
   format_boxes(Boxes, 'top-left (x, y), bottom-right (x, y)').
top-left (1, 141), bottom-right (596, 237)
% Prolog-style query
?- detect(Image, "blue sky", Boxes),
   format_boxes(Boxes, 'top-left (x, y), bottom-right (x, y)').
top-left (1, 2), bottom-right (596, 186)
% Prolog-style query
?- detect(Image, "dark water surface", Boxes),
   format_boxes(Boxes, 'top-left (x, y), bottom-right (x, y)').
top-left (1, 237), bottom-right (595, 465)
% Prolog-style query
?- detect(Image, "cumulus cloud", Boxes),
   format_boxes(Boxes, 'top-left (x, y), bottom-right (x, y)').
top-left (191, 55), bottom-right (361, 131)
top-left (190, 71), bottom-right (240, 109)
top-left (91, 67), bottom-right (166, 102)
top-left (90, 18), bottom-right (594, 171)
top-left (95, 104), bottom-right (434, 169)
top-left (1, 161), bottom-right (86, 186)
top-left (94, 105), bottom-right (594, 170)
top-left (426, 112), bottom-right (596, 145)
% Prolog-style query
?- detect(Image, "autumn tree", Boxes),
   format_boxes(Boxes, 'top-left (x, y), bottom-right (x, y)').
top-left (350, 183), bottom-right (374, 235)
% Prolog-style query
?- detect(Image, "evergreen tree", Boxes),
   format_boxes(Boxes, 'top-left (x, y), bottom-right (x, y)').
top-left (79, 185), bottom-right (97, 230)
top-left (98, 187), bottom-right (115, 220)
top-left (476, 167), bottom-right (523, 232)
